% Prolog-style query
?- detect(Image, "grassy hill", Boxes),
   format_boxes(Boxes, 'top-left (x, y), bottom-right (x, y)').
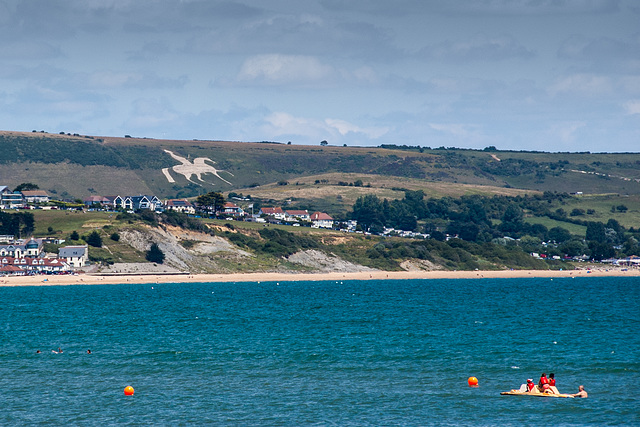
top-left (2, 130), bottom-right (640, 204)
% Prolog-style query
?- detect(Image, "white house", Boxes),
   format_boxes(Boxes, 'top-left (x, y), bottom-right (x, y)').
top-left (285, 210), bottom-right (310, 221)
top-left (259, 207), bottom-right (286, 220)
top-left (165, 199), bottom-right (195, 214)
top-left (223, 202), bottom-right (244, 217)
top-left (21, 190), bottom-right (50, 204)
top-left (58, 245), bottom-right (89, 268)
top-left (310, 212), bottom-right (334, 228)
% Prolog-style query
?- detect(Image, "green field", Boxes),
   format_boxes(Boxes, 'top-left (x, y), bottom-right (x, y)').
top-left (2, 131), bottom-right (640, 202)
top-left (524, 217), bottom-right (587, 237)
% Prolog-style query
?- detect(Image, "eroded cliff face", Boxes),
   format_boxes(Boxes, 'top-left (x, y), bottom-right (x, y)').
top-left (286, 250), bottom-right (376, 273)
top-left (98, 224), bottom-right (252, 274)
top-left (93, 224), bottom-right (379, 275)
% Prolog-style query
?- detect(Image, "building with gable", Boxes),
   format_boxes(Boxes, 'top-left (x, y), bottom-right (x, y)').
top-left (58, 245), bottom-right (89, 268)
top-left (0, 186), bottom-right (23, 208)
top-left (0, 238), bottom-right (42, 258)
top-left (165, 199), bottom-right (195, 214)
top-left (285, 210), bottom-right (310, 221)
top-left (310, 212), bottom-right (334, 228)
top-left (223, 202), bottom-right (244, 217)
top-left (259, 207), bottom-right (286, 220)
top-left (21, 190), bottom-right (50, 204)
top-left (84, 196), bottom-right (111, 207)
top-left (0, 256), bottom-right (70, 274)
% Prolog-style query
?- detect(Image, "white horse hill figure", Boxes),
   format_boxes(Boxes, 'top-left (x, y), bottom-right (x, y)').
top-left (161, 149), bottom-right (233, 185)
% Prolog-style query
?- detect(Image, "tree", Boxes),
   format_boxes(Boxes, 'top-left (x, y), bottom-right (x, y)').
top-left (351, 194), bottom-right (385, 231)
top-left (0, 211), bottom-right (34, 238)
top-left (69, 230), bottom-right (80, 241)
top-left (86, 230), bottom-right (102, 248)
top-left (196, 191), bottom-right (225, 215)
top-left (14, 183), bottom-right (39, 192)
top-left (146, 243), bottom-right (165, 264)
top-left (585, 222), bottom-right (606, 242)
top-left (110, 232), bottom-right (120, 242)
top-left (548, 227), bottom-right (571, 243)
top-left (320, 140), bottom-right (328, 146)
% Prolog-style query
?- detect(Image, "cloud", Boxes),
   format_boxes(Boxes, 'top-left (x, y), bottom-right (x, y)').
top-left (548, 74), bottom-right (613, 97)
top-left (419, 35), bottom-right (535, 62)
top-left (557, 34), bottom-right (640, 72)
top-left (547, 121), bottom-right (586, 143)
top-left (260, 112), bottom-right (388, 143)
top-left (237, 54), bottom-right (336, 85)
top-left (431, 0), bottom-right (620, 15)
top-left (124, 98), bottom-right (181, 129)
top-left (320, 0), bottom-right (619, 16)
top-left (428, 123), bottom-right (480, 139)
top-left (87, 71), bottom-right (188, 90)
top-left (624, 100), bottom-right (640, 115)
top-left (0, 40), bottom-right (63, 60)
top-left (1, 85), bottom-right (108, 121)
top-left (325, 118), bottom-right (389, 138)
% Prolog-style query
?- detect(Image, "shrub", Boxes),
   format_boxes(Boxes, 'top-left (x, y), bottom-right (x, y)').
top-left (146, 243), bottom-right (165, 264)
top-left (86, 230), bottom-right (103, 248)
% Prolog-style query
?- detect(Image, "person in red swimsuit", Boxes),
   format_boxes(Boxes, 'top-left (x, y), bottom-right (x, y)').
top-left (526, 379), bottom-right (535, 392)
top-left (538, 373), bottom-right (548, 391)
top-left (548, 373), bottom-right (556, 387)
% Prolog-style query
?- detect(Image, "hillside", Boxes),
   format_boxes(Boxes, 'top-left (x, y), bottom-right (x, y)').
top-left (27, 210), bottom-right (552, 274)
top-left (2, 130), bottom-right (640, 204)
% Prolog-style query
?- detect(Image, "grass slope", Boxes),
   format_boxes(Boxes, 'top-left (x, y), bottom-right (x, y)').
top-left (2, 131), bottom-right (640, 202)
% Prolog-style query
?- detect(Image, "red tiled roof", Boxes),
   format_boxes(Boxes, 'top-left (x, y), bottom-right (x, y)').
top-left (261, 207), bottom-right (284, 214)
top-left (310, 212), bottom-right (333, 221)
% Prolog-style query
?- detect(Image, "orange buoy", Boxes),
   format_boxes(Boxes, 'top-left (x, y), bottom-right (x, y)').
top-left (124, 386), bottom-right (135, 396)
top-left (468, 376), bottom-right (479, 387)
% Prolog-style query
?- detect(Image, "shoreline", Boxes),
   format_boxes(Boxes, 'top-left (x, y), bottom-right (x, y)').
top-left (1, 267), bottom-right (639, 287)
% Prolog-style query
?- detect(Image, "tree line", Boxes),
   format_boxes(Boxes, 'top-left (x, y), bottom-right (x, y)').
top-left (349, 191), bottom-right (639, 260)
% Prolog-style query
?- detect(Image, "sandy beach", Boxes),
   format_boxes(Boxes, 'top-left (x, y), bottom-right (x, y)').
top-left (1, 267), bottom-right (639, 287)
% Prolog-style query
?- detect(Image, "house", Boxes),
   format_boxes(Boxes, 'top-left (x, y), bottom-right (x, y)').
top-left (130, 195), bottom-right (152, 210)
top-left (58, 245), bottom-right (89, 268)
top-left (0, 264), bottom-right (25, 276)
top-left (223, 202), bottom-right (244, 217)
top-left (0, 188), bottom-right (23, 208)
top-left (102, 195), bottom-right (126, 210)
top-left (617, 255), bottom-right (640, 266)
top-left (259, 207), bottom-right (286, 220)
top-left (130, 195), bottom-right (162, 211)
top-left (285, 210), bottom-right (310, 221)
top-left (0, 256), bottom-right (70, 274)
top-left (0, 238), bottom-right (42, 258)
top-left (84, 196), bottom-right (111, 207)
top-left (165, 199), bottom-right (195, 214)
top-left (310, 212), bottom-right (334, 228)
top-left (21, 190), bottom-right (50, 204)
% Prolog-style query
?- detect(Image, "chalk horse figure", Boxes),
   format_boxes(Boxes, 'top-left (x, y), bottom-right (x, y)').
top-left (162, 150), bottom-right (233, 185)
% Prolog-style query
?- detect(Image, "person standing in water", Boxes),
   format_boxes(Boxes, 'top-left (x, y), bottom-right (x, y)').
top-left (571, 385), bottom-right (588, 398)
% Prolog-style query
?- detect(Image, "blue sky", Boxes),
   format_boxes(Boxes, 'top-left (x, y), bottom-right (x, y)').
top-left (1, 0), bottom-right (638, 152)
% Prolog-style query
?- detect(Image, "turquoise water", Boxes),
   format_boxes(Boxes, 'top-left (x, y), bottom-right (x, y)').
top-left (1, 277), bottom-right (639, 425)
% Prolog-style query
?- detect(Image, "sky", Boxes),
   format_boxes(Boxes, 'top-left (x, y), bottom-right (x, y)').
top-left (1, 0), bottom-right (638, 152)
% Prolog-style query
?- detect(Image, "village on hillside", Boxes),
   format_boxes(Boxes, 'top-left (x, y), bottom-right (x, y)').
top-left (0, 185), bottom-right (357, 277)
top-left (2, 185), bottom-right (640, 277)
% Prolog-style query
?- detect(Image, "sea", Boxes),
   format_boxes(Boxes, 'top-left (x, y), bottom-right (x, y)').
top-left (1, 276), bottom-right (638, 426)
